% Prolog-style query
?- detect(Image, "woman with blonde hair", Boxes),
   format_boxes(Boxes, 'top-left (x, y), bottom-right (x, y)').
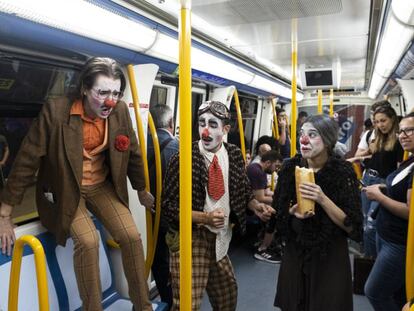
top-left (360, 104), bottom-right (403, 257)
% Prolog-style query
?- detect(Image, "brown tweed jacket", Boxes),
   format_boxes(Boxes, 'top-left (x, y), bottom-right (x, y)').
top-left (162, 141), bottom-right (253, 236)
top-left (0, 97), bottom-right (145, 245)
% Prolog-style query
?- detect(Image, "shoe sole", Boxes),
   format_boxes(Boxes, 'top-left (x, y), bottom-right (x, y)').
top-left (254, 253), bottom-right (281, 264)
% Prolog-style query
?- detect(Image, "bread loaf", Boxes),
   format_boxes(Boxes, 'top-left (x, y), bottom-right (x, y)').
top-left (295, 166), bottom-right (315, 215)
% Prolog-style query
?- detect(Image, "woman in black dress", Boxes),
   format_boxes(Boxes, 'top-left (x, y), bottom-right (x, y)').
top-left (273, 115), bottom-right (363, 311)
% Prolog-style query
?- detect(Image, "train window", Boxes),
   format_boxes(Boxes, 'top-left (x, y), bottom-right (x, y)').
top-left (149, 86), bottom-right (168, 106)
top-left (228, 96), bottom-right (257, 150)
top-left (0, 56), bottom-right (80, 223)
top-left (191, 92), bottom-right (204, 141)
top-left (0, 58), bottom-right (78, 106)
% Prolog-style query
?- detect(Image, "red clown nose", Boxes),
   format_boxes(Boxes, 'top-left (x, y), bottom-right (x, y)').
top-left (201, 128), bottom-right (209, 139)
top-left (104, 99), bottom-right (117, 108)
top-left (300, 135), bottom-right (310, 145)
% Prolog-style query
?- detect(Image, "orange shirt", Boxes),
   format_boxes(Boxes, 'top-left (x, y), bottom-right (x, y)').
top-left (70, 100), bottom-right (109, 185)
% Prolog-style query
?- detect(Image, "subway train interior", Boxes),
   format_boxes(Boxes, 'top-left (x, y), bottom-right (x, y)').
top-left (1, 0), bottom-right (414, 310)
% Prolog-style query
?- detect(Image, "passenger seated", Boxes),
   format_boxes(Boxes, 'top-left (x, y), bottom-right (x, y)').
top-left (246, 150), bottom-right (283, 263)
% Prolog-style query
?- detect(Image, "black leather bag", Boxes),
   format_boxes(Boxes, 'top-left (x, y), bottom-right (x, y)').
top-left (353, 256), bottom-right (375, 295)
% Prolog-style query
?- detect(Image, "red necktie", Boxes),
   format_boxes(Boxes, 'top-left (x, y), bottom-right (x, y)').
top-left (208, 155), bottom-right (225, 200)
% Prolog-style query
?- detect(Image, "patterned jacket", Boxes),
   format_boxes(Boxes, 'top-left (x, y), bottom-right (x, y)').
top-left (162, 141), bottom-right (253, 235)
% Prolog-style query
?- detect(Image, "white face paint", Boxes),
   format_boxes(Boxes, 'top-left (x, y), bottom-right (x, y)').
top-left (84, 75), bottom-right (121, 119)
top-left (299, 123), bottom-right (326, 159)
top-left (398, 118), bottom-right (414, 152)
top-left (198, 112), bottom-right (227, 153)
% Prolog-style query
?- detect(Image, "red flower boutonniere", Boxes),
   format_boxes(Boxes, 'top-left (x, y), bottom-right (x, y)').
top-left (115, 135), bottom-right (130, 152)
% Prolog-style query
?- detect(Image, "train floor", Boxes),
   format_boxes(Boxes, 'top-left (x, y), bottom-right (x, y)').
top-left (200, 228), bottom-right (373, 311)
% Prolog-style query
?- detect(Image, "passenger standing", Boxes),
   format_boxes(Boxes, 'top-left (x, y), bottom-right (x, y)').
top-left (273, 115), bottom-right (363, 311)
top-left (0, 57), bottom-right (153, 311)
top-left (247, 150), bottom-right (283, 263)
top-left (363, 112), bottom-right (414, 311)
top-left (296, 111), bottom-right (308, 153)
top-left (276, 107), bottom-right (291, 159)
top-left (162, 101), bottom-right (274, 311)
top-left (359, 104), bottom-right (403, 257)
top-left (147, 104), bottom-right (179, 309)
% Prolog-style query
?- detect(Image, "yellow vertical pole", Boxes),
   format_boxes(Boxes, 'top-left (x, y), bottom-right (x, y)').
top-left (127, 65), bottom-right (153, 278)
top-left (329, 89), bottom-right (334, 117)
top-left (290, 19), bottom-right (298, 157)
top-left (317, 89), bottom-right (323, 114)
top-left (406, 177), bottom-right (414, 301)
top-left (146, 112), bottom-right (162, 273)
top-left (179, 1), bottom-right (192, 310)
top-left (234, 89), bottom-right (246, 161)
top-left (9, 235), bottom-right (49, 311)
top-left (271, 98), bottom-right (279, 140)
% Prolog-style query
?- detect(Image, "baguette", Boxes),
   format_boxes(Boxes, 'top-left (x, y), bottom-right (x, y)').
top-left (295, 166), bottom-right (315, 215)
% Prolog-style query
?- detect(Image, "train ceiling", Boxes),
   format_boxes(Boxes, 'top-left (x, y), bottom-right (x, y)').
top-left (142, 0), bottom-right (378, 91)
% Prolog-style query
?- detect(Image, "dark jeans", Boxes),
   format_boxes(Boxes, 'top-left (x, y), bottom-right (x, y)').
top-left (365, 234), bottom-right (406, 311)
top-left (361, 172), bottom-right (384, 257)
top-left (151, 226), bottom-right (172, 309)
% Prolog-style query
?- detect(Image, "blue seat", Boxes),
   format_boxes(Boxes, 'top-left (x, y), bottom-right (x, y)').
top-left (0, 221), bottom-right (168, 310)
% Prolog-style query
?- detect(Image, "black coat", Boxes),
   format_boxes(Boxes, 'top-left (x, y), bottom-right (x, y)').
top-left (273, 155), bottom-right (363, 311)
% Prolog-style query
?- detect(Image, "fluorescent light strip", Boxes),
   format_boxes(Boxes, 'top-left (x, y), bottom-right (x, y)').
top-left (368, 1), bottom-right (414, 99)
top-left (0, 0), bottom-right (157, 52)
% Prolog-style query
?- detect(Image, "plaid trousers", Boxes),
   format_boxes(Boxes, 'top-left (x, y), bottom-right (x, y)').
top-left (170, 227), bottom-right (237, 311)
top-left (69, 181), bottom-right (152, 311)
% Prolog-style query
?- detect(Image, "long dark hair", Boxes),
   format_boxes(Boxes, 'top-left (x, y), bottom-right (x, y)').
top-left (371, 105), bottom-right (399, 153)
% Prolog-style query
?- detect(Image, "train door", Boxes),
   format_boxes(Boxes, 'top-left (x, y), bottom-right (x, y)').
top-left (227, 93), bottom-right (259, 152)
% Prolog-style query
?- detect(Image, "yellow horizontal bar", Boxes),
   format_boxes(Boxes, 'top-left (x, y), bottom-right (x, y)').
top-left (13, 211), bottom-right (39, 224)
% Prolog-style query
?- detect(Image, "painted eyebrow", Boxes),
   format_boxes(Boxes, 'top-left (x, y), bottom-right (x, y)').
top-left (208, 119), bottom-right (219, 125)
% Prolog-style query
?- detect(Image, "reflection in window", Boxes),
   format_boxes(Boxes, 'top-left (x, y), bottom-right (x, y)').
top-left (0, 56), bottom-right (80, 223)
top-left (228, 97), bottom-right (257, 150)
top-left (150, 86), bottom-right (168, 107)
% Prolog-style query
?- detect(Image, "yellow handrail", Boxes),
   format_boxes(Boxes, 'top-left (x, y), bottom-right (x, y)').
top-left (146, 112), bottom-right (162, 274)
top-left (404, 151), bottom-right (409, 161)
top-left (317, 89), bottom-right (323, 115)
top-left (271, 98), bottom-right (279, 140)
top-left (352, 162), bottom-right (362, 180)
top-left (406, 177), bottom-right (414, 301)
top-left (329, 88), bottom-right (334, 117)
top-left (126, 65), bottom-right (153, 278)
top-left (179, 1), bottom-right (193, 310)
top-left (8, 235), bottom-right (49, 311)
top-left (234, 89), bottom-right (246, 161)
top-left (290, 18), bottom-right (298, 157)
top-left (270, 98), bottom-right (278, 192)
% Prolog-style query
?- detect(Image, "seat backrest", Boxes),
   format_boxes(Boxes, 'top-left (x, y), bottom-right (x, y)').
top-left (0, 231), bottom-right (60, 311)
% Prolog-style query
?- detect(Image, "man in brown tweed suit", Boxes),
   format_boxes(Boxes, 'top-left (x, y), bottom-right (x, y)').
top-left (162, 101), bottom-right (274, 311)
top-left (0, 57), bottom-right (152, 311)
